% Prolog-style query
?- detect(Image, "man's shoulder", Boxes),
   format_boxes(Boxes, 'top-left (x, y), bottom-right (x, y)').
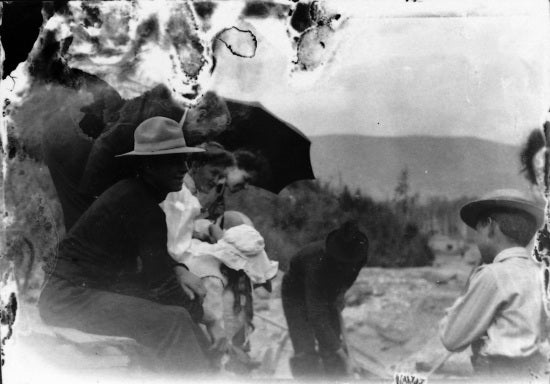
top-left (101, 177), bottom-right (141, 195)
top-left (94, 178), bottom-right (153, 208)
top-left (97, 117), bottom-right (137, 141)
top-left (287, 241), bottom-right (326, 272)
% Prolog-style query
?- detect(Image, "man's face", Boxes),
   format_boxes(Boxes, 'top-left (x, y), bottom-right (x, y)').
top-left (185, 105), bottom-right (229, 136)
top-left (474, 219), bottom-right (497, 263)
top-left (192, 163), bottom-right (227, 193)
top-left (143, 154), bottom-right (189, 193)
top-left (226, 166), bottom-right (254, 192)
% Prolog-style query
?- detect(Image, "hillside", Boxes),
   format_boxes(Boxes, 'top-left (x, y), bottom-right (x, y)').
top-left (310, 135), bottom-right (531, 200)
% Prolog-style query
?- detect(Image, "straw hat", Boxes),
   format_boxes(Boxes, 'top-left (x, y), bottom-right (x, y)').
top-left (460, 189), bottom-right (545, 229)
top-left (116, 116), bottom-right (204, 157)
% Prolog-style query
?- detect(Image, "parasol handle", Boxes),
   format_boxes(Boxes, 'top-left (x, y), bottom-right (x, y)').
top-left (179, 108), bottom-right (188, 129)
top-left (426, 351), bottom-right (453, 378)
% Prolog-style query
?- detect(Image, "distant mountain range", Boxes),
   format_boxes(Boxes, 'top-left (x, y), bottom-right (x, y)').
top-left (310, 135), bottom-right (531, 200)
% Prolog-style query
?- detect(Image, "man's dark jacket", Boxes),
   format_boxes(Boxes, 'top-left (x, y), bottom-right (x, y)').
top-left (43, 176), bottom-right (201, 316)
top-left (39, 177), bottom-right (210, 372)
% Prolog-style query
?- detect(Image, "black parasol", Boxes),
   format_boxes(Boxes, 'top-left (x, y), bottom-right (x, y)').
top-left (215, 98), bottom-right (315, 194)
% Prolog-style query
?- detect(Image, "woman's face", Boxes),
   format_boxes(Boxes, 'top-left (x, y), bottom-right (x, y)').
top-left (192, 163), bottom-right (227, 193)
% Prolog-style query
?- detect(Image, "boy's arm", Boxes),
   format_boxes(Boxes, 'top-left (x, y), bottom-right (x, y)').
top-left (439, 267), bottom-right (502, 352)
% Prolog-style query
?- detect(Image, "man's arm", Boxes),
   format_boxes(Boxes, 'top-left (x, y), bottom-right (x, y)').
top-left (439, 267), bottom-right (502, 352)
top-left (133, 206), bottom-right (206, 300)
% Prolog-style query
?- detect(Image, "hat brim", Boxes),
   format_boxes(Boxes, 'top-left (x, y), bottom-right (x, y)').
top-left (115, 147), bottom-right (205, 157)
top-left (460, 199), bottom-right (545, 229)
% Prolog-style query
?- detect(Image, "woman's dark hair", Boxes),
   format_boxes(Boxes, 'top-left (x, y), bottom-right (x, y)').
top-left (520, 129), bottom-right (545, 185)
top-left (234, 149), bottom-right (270, 183)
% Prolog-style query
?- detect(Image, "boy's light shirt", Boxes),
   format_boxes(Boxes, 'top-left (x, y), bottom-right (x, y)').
top-left (439, 247), bottom-right (546, 358)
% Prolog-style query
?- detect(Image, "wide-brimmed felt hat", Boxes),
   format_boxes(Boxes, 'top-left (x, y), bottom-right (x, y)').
top-left (325, 221), bottom-right (369, 265)
top-left (116, 116), bottom-right (204, 157)
top-left (460, 189), bottom-right (545, 229)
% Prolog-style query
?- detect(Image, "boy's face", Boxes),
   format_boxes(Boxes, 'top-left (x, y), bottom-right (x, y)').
top-left (474, 219), bottom-right (497, 264)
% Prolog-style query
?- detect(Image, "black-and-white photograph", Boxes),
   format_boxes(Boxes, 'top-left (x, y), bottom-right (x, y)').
top-left (1, 1), bottom-right (550, 383)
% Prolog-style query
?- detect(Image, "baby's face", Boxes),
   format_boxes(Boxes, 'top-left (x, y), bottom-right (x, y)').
top-left (193, 219), bottom-right (213, 242)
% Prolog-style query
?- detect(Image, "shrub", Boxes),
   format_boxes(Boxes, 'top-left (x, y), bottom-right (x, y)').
top-left (226, 180), bottom-right (434, 270)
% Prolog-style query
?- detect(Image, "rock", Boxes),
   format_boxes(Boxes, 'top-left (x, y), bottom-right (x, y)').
top-left (372, 323), bottom-right (411, 344)
top-left (415, 361), bottom-right (432, 372)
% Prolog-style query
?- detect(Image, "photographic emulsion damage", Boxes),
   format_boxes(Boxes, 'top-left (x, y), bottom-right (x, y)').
top-left (1, 1), bottom-right (550, 383)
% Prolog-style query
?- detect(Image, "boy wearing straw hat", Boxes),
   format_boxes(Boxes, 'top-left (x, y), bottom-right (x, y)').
top-left (39, 117), bottom-right (217, 375)
top-left (439, 189), bottom-right (547, 380)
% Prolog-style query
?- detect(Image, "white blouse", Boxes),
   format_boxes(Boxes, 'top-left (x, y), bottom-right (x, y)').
top-left (160, 174), bottom-right (202, 263)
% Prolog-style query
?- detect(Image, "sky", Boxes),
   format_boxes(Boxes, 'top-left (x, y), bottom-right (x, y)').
top-left (211, 0), bottom-right (550, 145)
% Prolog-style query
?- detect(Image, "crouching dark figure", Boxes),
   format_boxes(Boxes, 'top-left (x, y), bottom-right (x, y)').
top-left (281, 221), bottom-right (369, 379)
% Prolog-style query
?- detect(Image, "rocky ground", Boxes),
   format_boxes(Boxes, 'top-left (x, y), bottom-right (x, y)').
top-left (248, 249), bottom-right (480, 381)
top-left (3, 247), bottom-right (484, 383)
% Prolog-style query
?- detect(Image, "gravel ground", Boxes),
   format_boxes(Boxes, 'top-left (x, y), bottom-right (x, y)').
top-left (4, 251), bottom-right (489, 382)
top-left (248, 251), bottom-right (478, 380)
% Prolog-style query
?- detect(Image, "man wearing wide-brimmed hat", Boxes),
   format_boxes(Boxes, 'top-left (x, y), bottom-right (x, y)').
top-left (439, 189), bottom-right (547, 380)
top-left (281, 221), bottom-right (369, 379)
top-left (39, 117), bottom-right (217, 374)
top-left (71, 87), bottom-right (230, 226)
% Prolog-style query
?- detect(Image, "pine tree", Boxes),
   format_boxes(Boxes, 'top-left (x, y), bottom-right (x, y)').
top-left (393, 167), bottom-right (411, 219)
